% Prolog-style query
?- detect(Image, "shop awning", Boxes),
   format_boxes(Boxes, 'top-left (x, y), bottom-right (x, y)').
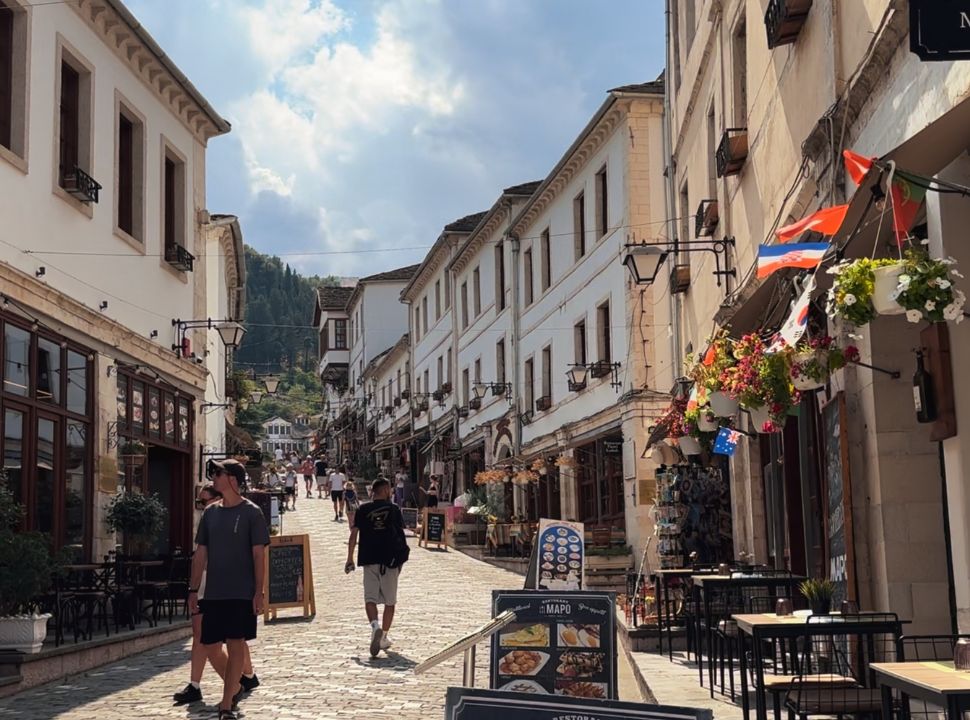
top-left (370, 428), bottom-right (428, 453)
top-left (420, 427), bottom-right (452, 454)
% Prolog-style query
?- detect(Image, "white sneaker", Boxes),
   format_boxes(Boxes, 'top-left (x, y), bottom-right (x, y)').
top-left (369, 626), bottom-right (383, 657)
top-left (380, 633), bottom-right (393, 650)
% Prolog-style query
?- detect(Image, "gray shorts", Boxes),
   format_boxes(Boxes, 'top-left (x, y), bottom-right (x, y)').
top-left (362, 565), bottom-right (399, 606)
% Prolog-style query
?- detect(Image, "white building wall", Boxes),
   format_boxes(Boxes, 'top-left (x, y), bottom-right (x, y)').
top-left (411, 264), bottom-right (455, 432)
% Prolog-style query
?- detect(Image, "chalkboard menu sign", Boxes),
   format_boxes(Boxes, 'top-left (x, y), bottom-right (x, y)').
top-left (446, 687), bottom-right (713, 720)
top-left (420, 508), bottom-right (448, 548)
top-left (264, 535), bottom-right (316, 621)
top-left (401, 507), bottom-right (419, 531)
top-left (821, 393), bottom-right (855, 607)
top-left (491, 590), bottom-right (617, 699)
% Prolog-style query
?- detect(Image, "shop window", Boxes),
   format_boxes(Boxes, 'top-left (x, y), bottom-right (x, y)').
top-left (66, 350), bottom-right (88, 416)
top-left (35, 417), bottom-right (56, 535)
top-left (64, 421), bottom-right (88, 556)
top-left (3, 408), bottom-right (23, 508)
top-left (36, 337), bottom-right (61, 404)
top-left (4, 323), bottom-right (27, 396)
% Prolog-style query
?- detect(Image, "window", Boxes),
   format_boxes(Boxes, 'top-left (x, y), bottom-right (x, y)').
top-left (496, 338), bottom-right (506, 385)
top-left (444, 271), bottom-right (451, 311)
top-left (460, 282), bottom-right (469, 329)
top-left (474, 358), bottom-right (481, 385)
top-left (320, 324), bottom-right (329, 353)
top-left (524, 358), bottom-right (535, 411)
top-left (423, 369), bottom-right (429, 398)
top-left (523, 248), bottom-right (534, 305)
top-left (472, 266), bottom-right (481, 317)
top-left (671, 0), bottom-right (682, 89)
top-left (163, 146), bottom-right (187, 255)
top-left (495, 243), bottom-right (506, 312)
top-left (685, 0), bottom-right (696, 54)
top-left (733, 14), bottom-right (748, 125)
top-left (462, 368), bottom-right (470, 405)
top-left (540, 229), bottom-right (551, 292)
top-left (414, 307), bottom-right (421, 341)
top-left (574, 192), bottom-right (586, 260)
top-left (58, 62), bottom-right (81, 186)
top-left (595, 166), bottom-right (608, 240)
top-left (422, 295), bottom-right (429, 332)
top-left (541, 346), bottom-right (552, 400)
top-left (116, 102), bottom-right (145, 241)
top-left (446, 348), bottom-right (452, 386)
top-left (597, 301), bottom-right (612, 364)
top-left (437, 356), bottom-right (443, 390)
top-left (435, 280), bottom-right (441, 321)
top-left (707, 104), bottom-right (717, 199)
top-left (333, 319), bottom-right (347, 349)
top-left (574, 320), bottom-right (587, 365)
top-left (396, 368), bottom-right (402, 396)
top-left (0, 1), bottom-right (27, 162)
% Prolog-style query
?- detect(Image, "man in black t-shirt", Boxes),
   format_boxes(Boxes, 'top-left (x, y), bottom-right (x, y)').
top-left (345, 478), bottom-right (406, 657)
top-left (314, 456), bottom-right (329, 499)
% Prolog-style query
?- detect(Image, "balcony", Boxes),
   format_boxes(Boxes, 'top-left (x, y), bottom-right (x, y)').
top-left (164, 243), bottom-right (195, 272)
top-left (695, 199), bottom-right (719, 238)
top-left (535, 396), bottom-right (552, 412)
top-left (384, 406), bottom-right (393, 415)
top-left (765, 0), bottom-right (813, 50)
top-left (441, 382), bottom-right (452, 395)
top-left (468, 397), bottom-right (482, 411)
top-left (393, 396), bottom-right (402, 407)
top-left (62, 166), bottom-right (101, 204)
top-left (716, 128), bottom-right (748, 177)
top-left (432, 389), bottom-right (445, 402)
top-left (457, 406), bottom-right (469, 418)
top-left (589, 361), bottom-right (614, 380)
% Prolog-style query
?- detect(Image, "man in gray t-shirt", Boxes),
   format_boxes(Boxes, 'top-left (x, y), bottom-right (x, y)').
top-left (189, 460), bottom-right (269, 720)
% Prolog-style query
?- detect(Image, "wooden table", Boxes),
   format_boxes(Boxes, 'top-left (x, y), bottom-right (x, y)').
top-left (734, 613), bottom-right (904, 720)
top-left (693, 574), bottom-right (804, 696)
top-left (873, 661), bottom-right (970, 720)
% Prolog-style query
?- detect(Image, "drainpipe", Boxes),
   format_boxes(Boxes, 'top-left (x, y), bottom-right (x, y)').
top-left (664, 0), bottom-right (682, 380)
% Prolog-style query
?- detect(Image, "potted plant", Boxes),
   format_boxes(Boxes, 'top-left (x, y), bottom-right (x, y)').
top-left (787, 336), bottom-right (860, 391)
top-left (685, 389), bottom-right (719, 432)
top-left (799, 578), bottom-right (836, 616)
top-left (688, 338), bottom-right (738, 417)
top-left (892, 249), bottom-right (967, 325)
top-left (105, 491), bottom-right (166, 556)
top-left (0, 476), bottom-right (56, 653)
top-left (721, 334), bottom-right (799, 432)
top-left (826, 257), bottom-right (900, 326)
top-left (118, 440), bottom-right (146, 457)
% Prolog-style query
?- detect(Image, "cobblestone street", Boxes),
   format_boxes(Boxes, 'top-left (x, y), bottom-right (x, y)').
top-left (0, 496), bottom-right (637, 719)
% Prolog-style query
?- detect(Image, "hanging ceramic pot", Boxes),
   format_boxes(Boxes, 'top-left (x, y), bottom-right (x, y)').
top-left (790, 351), bottom-right (827, 392)
top-left (697, 411), bottom-right (719, 432)
top-left (872, 264), bottom-right (906, 316)
top-left (747, 405), bottom-right (774, 433)
top-left (709, 391), bottom-right (739, 418)
top-left (677, 436), bottom-right (702, 456)
top-left (650, 442), bottom-right (678, 466)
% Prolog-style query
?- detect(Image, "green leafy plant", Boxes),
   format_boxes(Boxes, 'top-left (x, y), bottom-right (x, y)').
top-left (687, 337), bottom-right (736, 392)
top-left (0, 472), bottom-right (57, 616)
top-left (721, 334), bottom-right (800, 430)
top-left (799, 578), bottom-right (835, 612)
top-left (893, 249), bottom-right (966, 324)
top-left (105, 491), bottom-right (166, 554)
top-left (825, 257), bottom-right (898, 326)
top-left (786, 336), bottom-right (861, 384)
top-left (118, 440), bottom-right (146, 456)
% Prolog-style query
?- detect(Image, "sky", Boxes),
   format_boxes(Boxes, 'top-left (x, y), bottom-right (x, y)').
top-left (125, 0), bottom-right (666, 278)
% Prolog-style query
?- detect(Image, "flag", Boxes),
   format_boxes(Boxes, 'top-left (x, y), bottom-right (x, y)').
top-left (713, 427), bottom-right (742, 457)
top-left (776, 205), bottom-right (849, 243)
top-left (756, 243), bottom-right (829, 279)
top-left (844, 149), bottom-right (875, 186)
top-left (890, 173), bottom-right (928, 245)
top-left (769, 275), bottom-right (816, 351)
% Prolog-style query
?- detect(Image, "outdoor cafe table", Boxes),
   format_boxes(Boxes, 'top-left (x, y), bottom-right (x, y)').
top-left (872, 661), bottom-right (970, 720)
top-left (653, 568), bottom-right (720, 660)
top-left (693, 574), bottom-right (805, 695)
top-left (734, 613), bottom-right (904, 720)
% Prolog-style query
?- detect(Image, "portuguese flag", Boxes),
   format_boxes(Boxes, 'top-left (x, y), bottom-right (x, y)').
top-left (890, 174), bottom-right (928, 245)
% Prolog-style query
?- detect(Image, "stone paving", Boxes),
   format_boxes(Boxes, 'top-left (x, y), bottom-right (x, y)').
top-left (0, 495), bottom-right (640, 719)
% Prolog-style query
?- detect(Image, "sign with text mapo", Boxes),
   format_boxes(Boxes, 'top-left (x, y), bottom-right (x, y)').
top-left (264, 534), bottom-right (316, 621)
top-left (447, 687), bottom-right (714, 720)
top-left (490, 590), bottom-right (617, 700)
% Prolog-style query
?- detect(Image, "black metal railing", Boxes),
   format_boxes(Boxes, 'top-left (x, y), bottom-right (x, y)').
top-left (716, 128), bottom-right (749, 177)
top-left (695, 199), bottom-right (719, 238)
top-left (62, 166), bottom-right (102, 204)
top-left (765, 0), bottom-right (813, 50)
top-left (164, 243), bottom-right (195, 272)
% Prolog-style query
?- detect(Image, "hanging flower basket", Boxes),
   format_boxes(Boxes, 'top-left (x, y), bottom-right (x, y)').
top-left (650, 442), bottom-right (679, 466)
top-left (697, 409), bottom-right (719, 432)
top-left (709, 391), bottom-right (739, 418)
top-left (872, 264), bottom-right (906, 316)
top-left (747, 405), bottom-right (776, 434)
top-left (677, 436), bottom-right (702, 456)
top-left (826, 257), bottom-right (899, 326)
top-left (790, 351), bottom-right (827, 391)
top-left (893, 250), bottom-right (967, 325)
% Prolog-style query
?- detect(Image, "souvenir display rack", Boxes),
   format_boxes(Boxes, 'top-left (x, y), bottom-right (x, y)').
top-left (653, 464), bottom-right (732, 569)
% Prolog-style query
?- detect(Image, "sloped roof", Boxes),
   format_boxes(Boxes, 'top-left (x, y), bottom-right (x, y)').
top-left (360, 263), bottom-right (421, 283)
top-left (503, 181), bottom-right (542, 196)
top-left (444, 211), bottom-right (488, 233)
top-left (316, 286), bottom-right (354, 310)
top-left (610, 75), bottom-right (665, 95)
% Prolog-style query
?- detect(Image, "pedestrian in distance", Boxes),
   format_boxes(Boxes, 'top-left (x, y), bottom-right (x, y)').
top-left (420, 476), bottom-right (439, 509)
top-left (314, 456), bottom-right (329, 499)
top-left (284, 464), bottom-right (298, 510)
top-left (343, 479), bottom-right (360, 529)
top-left (188, 459), bottom-right (269, 720)
top-left (328, 465), bottom-right (348, 521)
top-left (345, 478), bottom-right (410, 657)
top-left (173, 484), bottom-right (260, 707)
top-left (273, 445), bottom-right (284, 464)
top-left (393, 471), bottom-right (406, 506)
top-left (300, 456), bottom-right (314, 498)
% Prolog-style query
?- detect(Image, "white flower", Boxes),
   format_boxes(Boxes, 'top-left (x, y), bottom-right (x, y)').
top-left (920, 238), bottom-right (931, 245)
top-left (843, 293), bottom-right (857, 306)
top-left (938, 279), bottom-right (952, 289)
top-left (944, 303), bottom-right (961, 321)
top-left (897, 274), bottom-right (912, 288)
top-left (957, 313), bottom-right (966, 324)
top-left (925, 300), bottom-right (937, 312)
top-left (848, 333), bottom-right (864, 340)
top-left (906, 310), bottom-right (923, 324)
top-left (953, 270), bottom-right (965, 279)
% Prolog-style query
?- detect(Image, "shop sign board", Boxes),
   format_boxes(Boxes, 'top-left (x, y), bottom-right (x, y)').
top-left (910, 1), bottom-right (970, 61)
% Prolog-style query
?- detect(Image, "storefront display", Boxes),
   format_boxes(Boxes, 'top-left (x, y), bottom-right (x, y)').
top-left (654, 465), bottom-right (732, 568)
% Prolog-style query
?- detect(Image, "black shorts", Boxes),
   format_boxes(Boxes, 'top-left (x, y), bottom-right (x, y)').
top-left (285, 486), bottom-right (295, 495)
top-left (331, 489), bottom-right (344, 501)
top-left (200, 599), bottom-right (257, 644)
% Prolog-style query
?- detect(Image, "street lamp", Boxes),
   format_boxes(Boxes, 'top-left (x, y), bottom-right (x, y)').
top-left (622, 238), bottom-right (736, 287)
top-left (250, 391), bottom-right (263, 404)
top-left (472, 382), bottom-right (488, 401)
top-left (171, 318), bottom-right (246, 358)
top-left (566, 364), bottom-right (589, 392)
top-left (263, 377), bottom-right (280, 394)
top-left (215, 321), bottom-right (246, 349)
top-left (623, 245), bottom-right (668, 286)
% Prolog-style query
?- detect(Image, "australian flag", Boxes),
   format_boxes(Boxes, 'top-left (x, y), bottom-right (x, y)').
top-left (713, 427), bottom-right (743, 457)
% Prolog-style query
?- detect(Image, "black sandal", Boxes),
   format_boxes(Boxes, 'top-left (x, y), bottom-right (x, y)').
top-left (218, 710), bottom-right (238, 720)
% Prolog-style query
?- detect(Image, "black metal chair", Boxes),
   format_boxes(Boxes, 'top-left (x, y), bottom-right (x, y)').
top-left (65, 567), bottom-right (111, 641)
top-left (133, 558), bottom-right (172, 627)
top-left (166, 553), bottom-right (192, 622)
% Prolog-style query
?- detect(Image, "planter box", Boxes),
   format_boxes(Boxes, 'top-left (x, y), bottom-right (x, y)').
top-left (0, 615), bottom-right (51, 654)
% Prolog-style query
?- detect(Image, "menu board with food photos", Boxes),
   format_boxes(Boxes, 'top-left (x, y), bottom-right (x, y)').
top-left (534, 518), bottom-right (585, 591)
top-left (491, 590), bottom-right (617, 700)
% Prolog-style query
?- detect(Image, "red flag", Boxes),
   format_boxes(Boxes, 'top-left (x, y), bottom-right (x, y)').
top-left (844, 149), bottom-right (875, 186)
top-left (776, 205), bottom-right (849, 243)
top-left (703, 344), bottom-right (717, 367)
top-left (890, 175), bottom-right (928, 245)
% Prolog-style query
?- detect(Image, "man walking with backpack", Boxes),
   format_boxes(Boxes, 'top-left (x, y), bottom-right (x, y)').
top-left (344, 477), bottom-right (408, 657)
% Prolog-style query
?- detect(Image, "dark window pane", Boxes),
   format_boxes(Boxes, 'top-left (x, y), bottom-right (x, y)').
top-left (178, 400), bottom-right (189, 445)
top-left (65, 421), bottom-right (88, 559)
top-left (131, 382), bottom-right (144, 433)
top-left (37, 338), bottom-right (61, 404)
top-left (148, 387), bottom-right (160, 436)
top-left (164, 395), bottom-right (175, 442)
top-left (36, 417), bottom-right (55, 536)
top-left (117, 376), bottom-right (128, 430)
top-left (3, 409), bottom-right (23, 508)
top-left (66, 350), bottom-right (87, 414)
top-left (4, 324), bottom-right (28, 396)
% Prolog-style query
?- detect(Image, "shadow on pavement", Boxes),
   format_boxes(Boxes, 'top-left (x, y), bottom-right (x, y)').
top-left (351, 652), bottom-right (417, 671)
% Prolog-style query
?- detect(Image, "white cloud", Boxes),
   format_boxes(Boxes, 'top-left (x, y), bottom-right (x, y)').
top-left (238, 0), bottom-right (349, 78)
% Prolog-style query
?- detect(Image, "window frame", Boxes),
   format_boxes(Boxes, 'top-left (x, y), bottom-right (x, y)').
top-left (541, 345), bottom-right (552, 401)
top-left (573, 191), bottom-right (586, 261)
top-left (161, 136), bottom-right (189, 272)
top-left (524, 357), bottom-right (535, 412)
top-left (574, 319), bottom-right (587, 366)
top-left (540, 228), bottom-right (551, 292)
top-left (523, 248), bottom-right (534, 306)
top-left (597, 301), bottom-right (612, 364)
top-left (495, 337), bottom-right (506, 385)
top-left (114, 92), bottom-right (146, 248)
top-left (495, 242), bottom-right (506, 313)
top-left (472, 266), bottom-right (482, 317)
top-left (333, 319), bottom-right (348, 349)
top-left (0, 0), bottom-right (28, 172)
top-left (53, 35), bottom-right (95, 216)
top-left (595, 165), bottom-right (608, 240)
top-left (460, 281), bottom-right (469, 329)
